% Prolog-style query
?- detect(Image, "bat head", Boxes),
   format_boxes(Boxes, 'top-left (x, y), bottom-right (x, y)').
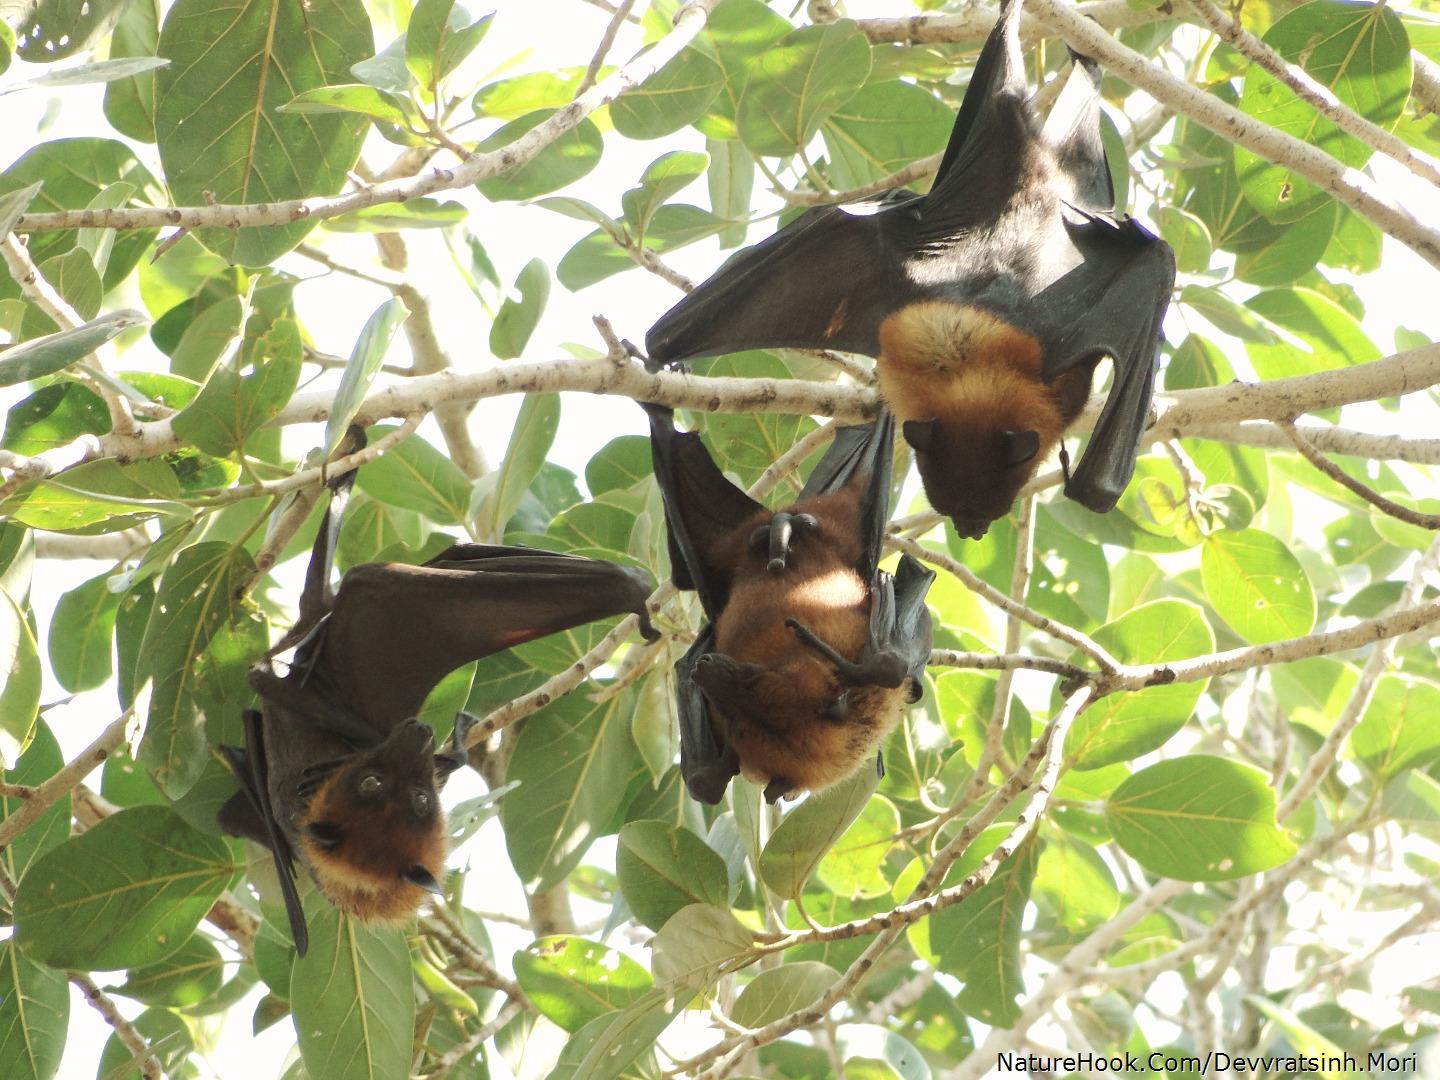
top-left (904, 418), bottom-right (1048, 539)
top-left (292, 718), bottom-right (451, 923)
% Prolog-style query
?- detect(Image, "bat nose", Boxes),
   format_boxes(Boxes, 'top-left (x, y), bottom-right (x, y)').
top-left (952, 516), bottom-right (990, 541)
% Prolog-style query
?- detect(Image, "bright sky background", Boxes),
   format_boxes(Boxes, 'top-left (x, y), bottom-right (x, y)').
top-left (3, 0), bottom-right (1439, 1076)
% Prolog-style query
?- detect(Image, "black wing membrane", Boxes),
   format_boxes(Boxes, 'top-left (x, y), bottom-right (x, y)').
top-left (799, 410), bottom-right (896, 583)
top-left (1037, 215), bottom-right (1175, 512)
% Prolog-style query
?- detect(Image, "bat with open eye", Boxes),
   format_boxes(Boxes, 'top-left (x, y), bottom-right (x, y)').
top-left (645, 0), bottom-right (1174, 540)
top-left (217, 450), bottom-right (658, 955)
top-left (645, 403), bottom-right (935, 805)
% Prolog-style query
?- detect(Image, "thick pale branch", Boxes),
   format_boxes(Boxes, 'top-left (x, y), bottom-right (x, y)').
top-left (855, 0), bottom-right (1166, 45)
top-left (12, 0), bottom-right (722, 235)
top-left (1187, 421), bottom-right (1440, 466)
top-left (0, 711), bottom-right (133, 849)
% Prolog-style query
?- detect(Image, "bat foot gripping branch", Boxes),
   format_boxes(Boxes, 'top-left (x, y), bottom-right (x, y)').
top-left (750, 512), bottom-right (819, 573)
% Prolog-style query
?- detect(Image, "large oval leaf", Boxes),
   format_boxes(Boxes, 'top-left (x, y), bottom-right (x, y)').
top-left (513, 936), bottom-right (654, 1033)
top-left (736, 20), bottom-right (872, 158)
top-left (1349, 675), bottom-right (1440, 779)
top-left (475, 109), bottom-right (603, 202)
top-left (155, 0), bottom-right (373, 264)
top-left (1201, 527), bottom-right (1315, 644)
top-left (1105, 755), bottom-right (1297, 881)
top-left (616, 819), bottom-right (729, 930)
top-left (0, 939), bottom-right (68, 1080)
top-left (14, 805), bottom-right (234, 970)
top-left (760, 766), bottom-right (879, 900)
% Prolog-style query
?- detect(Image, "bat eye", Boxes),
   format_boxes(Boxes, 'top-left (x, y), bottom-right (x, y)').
top-left (412, 790), bottom-right (431, 816)
top-left (824, 692), bottom-right (851, 723)
top-left (1002, 429), bottom-right (1041, 467)
top-left (358, 773), bottom-right (383, 796)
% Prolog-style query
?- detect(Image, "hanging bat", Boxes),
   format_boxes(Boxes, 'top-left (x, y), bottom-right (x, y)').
top-left (645, 403), bottom-right (935, 804)
top-left (218, 457), bottom-right (657, 955)
top-left (644, 0), bottom-right (1174, 539)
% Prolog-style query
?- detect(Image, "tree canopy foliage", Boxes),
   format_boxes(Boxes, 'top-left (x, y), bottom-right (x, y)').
top-left (1, 0), bottom-right (1439, 1077)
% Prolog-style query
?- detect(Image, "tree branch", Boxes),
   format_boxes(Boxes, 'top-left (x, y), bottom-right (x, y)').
top-left (1280, 422), bottom-right (1440, 529)
top-left (0, 710), bottom-right (134, 849)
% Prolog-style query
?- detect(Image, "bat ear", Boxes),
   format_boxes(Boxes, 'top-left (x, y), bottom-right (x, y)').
top-left (902, 419), bottom-right (938, 453)
top-left (404, 866), bottom-right (444, 895)
top-left (1003, 429), bottom-right (1041, 466)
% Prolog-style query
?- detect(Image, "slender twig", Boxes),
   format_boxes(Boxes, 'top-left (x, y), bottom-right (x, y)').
top-left (72, 972), bottom-right (164, 1080)
top-left (576, 0), bottom-right (636, 96)
top-left (423, 999), bottom-right (525, 1080)
top-left (774, 152), bottom-right (942, 206)
top-left (1281, 422), bottom-right (1440, 529)
top-left (0, 711), bottom-right (134, 849)
top-left (928, 649), bottom-right (1088, 682)
top-left (423, 906), bottom-right (529, 1003)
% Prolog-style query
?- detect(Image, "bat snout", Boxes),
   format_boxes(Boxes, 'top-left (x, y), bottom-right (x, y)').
top-left (951, 515), bottom-right (992, 541)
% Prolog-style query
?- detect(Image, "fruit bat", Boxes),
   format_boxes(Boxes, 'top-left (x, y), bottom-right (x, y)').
top-left (645, 403), bottom-right (935, 804)
top-left (218, 458), bottom-right (657, 955)
top-left (644, 0), bottom-right (1174, 539)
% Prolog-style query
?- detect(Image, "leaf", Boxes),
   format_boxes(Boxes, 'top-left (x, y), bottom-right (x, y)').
top-left (323, 198), bottom-right (468, 232)
top-left (406, 0), bottom-right (491, 93)
top-left (103, 0), bottom-right (161, 142)
top-left (1, 718), bottom-right (69, 903)
top-left (474, 393), bottom-right (560, 541)
top-left (1350, 675), bottom-right (1440, 779)
top-left (291, 897), bottom-right (414, 1080)
top-left (171, 316), bottom-right (303, 458)
top-left (1031, 833), bottom-right (1121, 933)
top-left (1201, 527), bottom-right (1315, 644)
top-left (586, 436), bottom-right (652, 496)
top-left (98, 1006), bottom-right (194, 1080)
top-left (1106, 755), bottom-right (1297, 881)
top-left (548, 989), bottom-right (693, 1080)
top-left (154, 0), bottom-right (373, 264)
top-left (1236, 1), bottom-right (1410, 222)
top-left (0, 181), bottom-right (42, 240)
top-left (690, 0), bottom-right (793, 142)
top-left (14, 805), bottom-right (234, 970)
top-left (281, 84), bottom-right (415, 127)
top-left (731, 962), bottom-right (836, 1028)
top-left (513, 936), bottom-right (653, 1033)
top-left (736, 20), bottom-right (872, 158)
top-left (821, 80), bottom-right (952, 190)
top-left (760, 766), bottom-right (879, 900)
top-left (707, 137), bottom-right (753, 247)
top-left (816, 793), bottom-right (899, 899)
top-left (0, 458), bottom-right (186, 534)
top-left (0, 584), bottom-right (40, 765)
top-left (1154, 206), bottom-right (1213, 275)
top-left (616, 820), bottom-right (729, 930)
top-left (501, 691), bottom-right (638, 891)
top-left (557, 203), bottom-right (733, 290)
top-left (611, 44), bottom-right (723, 139)
top-left (47, 569), bottom-right (122, 692)
top-left (489, 257), bottom-right (551, 359)
top-left (650, 903), bottom-right (753, 988)
top-left (15, 0), bottom-right (126, 61)
top-left (136, 542), bottom-right (256, 798)
top-left (355, 426), bottom-right (472, 525)
top-left (475, 109), bottom-right (604, 202)
top-left (24, 56), bottom-right (169, 86)
top-left (1064, 599), bottom-right (1215, 770)
top-left (112, 932), bottom-right (225, 1007)
top-left (622, 151), bottom-right (710, 239)
top-left (472, 67), bottom-right (592, 119)
top-left (0, 940), bottom-right (68, 1080)
top-left (324, 298), bottom-right (407, 456)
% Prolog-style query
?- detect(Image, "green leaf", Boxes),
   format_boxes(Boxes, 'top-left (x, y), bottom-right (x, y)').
top-left (736, 20), bottom-right (872, 158)
top-left (934, 835), bottom-right (1040, 1026)
top-left (473, 67), bottom-right (591, 119)
top-left (0, 585), bottom-right (40, 765)
top-left (616, 819), bottom-right (729, 930)
top-left (1201, 527), bottom-right (1315, 644)
top-left (475, 110), bottom-right (604, 202)
top-left (323, 198), bottom-right (468, 232)
top-left (557, 203), bottom-right (733, 290)
top-left (103, 0), bottom-right (161, 142)
top-left (760, 766), bottom-right (879, 900)
top-left (548, 989), bottom-right (693, 1080)
top-left (1178, 284), bottom-right (1280, 344)
top-left (171, 316), bottom-right (303, 458)
top-left (0, 459), bottom-right (186, 534)
top-left (112, 932), bottom-right (225, 1007)
top-left (47, 570), bottom-right (122, 693)
top-left (154, 0), bottom-right (373, 264)
top-left (816, 793), bottom-right (899, 899)
top-left (474, 393), bottom-right (560, 540)
top-left (1106, 755), bottom-right (1297, 881)
top-left (821, 80), bottom-right (952, 189)
top-left (513, 936), bottom-right (654, 1033)
top-left (406, 0), bottom-right (491, 92)
top-left (1032, 832), bottom-right (1120, 933)
top-left (355, 427), bottom-right (472, 525)
top-left (585, 436), bottom-right (652, 495)
top-left (1064, 599), bottom-right (1214, 769)
top-left (98, 1006), bottom-right (194, 1080)
top-left (0, 181), bottom-right (42, 240)
top-left (1246, 286), bottom-right (1379, 381)
top-left (501, 691), bottom-right (638, 891)
top-left (280, 84), bottom-right (415, 127)
top-left (650, 903), bottom-right (753, 988)
top-left (612, 45), bottom-right (723, 139)
top-left (26, 56), bottom-right (170, 86)
top-left (15, 0), bottom-right (127, 61)
top-left (14, 805), bottom-right (234, 970)
top-left (325, 297), bottom-right (407, 456)
top-left (1350, 675), bottom-right (1440, 779)
top-left (489, 257), bottom-right (551, 359)
top-left (0, 20), bottom-right (11, 76)
top-left (1236, 1), bottom-right (1410, 222)
top-left (291, 897), bottom-right (414, 1080)
top-left (731, 962), bottom-right (837, 1028)
top-left (622, 151), bottom-right (710, 239)
top-left (690, 0), bottom-right (793, 142)
top-left (1154, 206), bottom-right (1213, 275)
top-left (2, 720), bottom-right (70, 908)
top-left (1233, 203), bottom-right (1336, 286)
top-left (0, 940), bottom-right (68, 1080)
top-left (707, 137), bottom-right (754, 247)
top-left (137, 542), bottom-right (256, 797)
top-left (0, 138), bottom-right (158, 294)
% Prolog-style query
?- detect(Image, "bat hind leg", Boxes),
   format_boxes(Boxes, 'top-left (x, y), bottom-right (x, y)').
top-left (784, 618), bottom-right (909, 689)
